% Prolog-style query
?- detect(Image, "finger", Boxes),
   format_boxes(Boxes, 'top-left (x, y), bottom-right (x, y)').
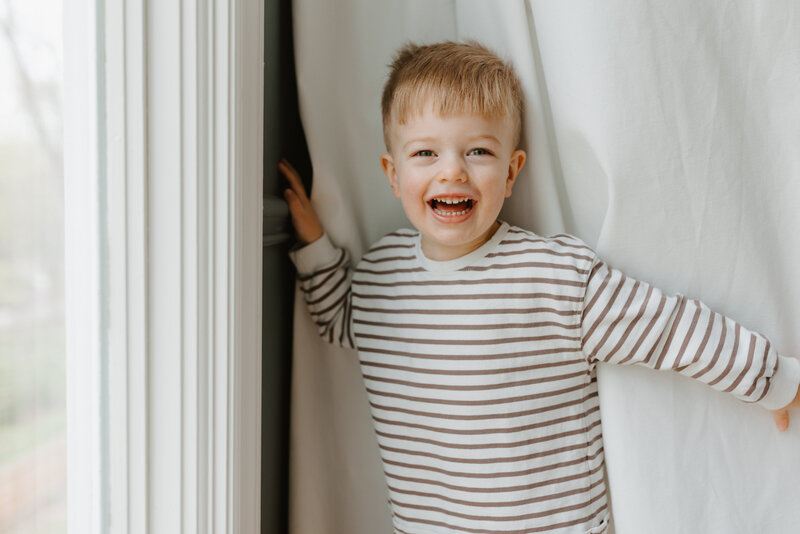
top-left (278, 160), bottom-right (309, 202)
top-left (277, 160), bottom-right (300, 187)
top-left (278, 159), bottom-right (306, 195)
top-left (283, 188), bottom-right (304, 215)
top-left (773, 409), bottom-right (790, 432)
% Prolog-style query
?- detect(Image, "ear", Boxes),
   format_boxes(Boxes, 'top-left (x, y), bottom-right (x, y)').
top-left (504, 149), bottom-right (527, 198)
top-left (380, 153), bottom-right (401, 198)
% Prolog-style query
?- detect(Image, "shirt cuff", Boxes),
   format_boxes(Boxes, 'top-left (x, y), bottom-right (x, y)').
top-left (757, 355), bottom-right (800, 410)
top-left (288, 233), bottom-right (340, 276)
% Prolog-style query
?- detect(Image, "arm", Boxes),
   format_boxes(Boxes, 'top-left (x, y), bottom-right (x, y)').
top-left (280, 159), bottom-right (356, 349)
top-left (580, 256), bottom-right (800, 430)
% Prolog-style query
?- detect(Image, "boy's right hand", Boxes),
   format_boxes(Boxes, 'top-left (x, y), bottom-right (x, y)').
top-left (279, 158), bottom-right (324, 245)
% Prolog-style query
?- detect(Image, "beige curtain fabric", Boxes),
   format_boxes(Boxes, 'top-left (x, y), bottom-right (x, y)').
top-left (289, 1), bottom-right (800, 532)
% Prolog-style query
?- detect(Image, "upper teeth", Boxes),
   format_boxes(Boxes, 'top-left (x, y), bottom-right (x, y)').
top-left (434, 198), bottom-right (469, 204)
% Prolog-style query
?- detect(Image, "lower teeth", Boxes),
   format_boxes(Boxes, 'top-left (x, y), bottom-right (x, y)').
top-left (434, 208), bottom-right (468, 216)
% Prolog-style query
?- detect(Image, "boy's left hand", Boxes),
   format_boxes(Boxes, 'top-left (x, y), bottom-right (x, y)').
top-left (772, 385), bottom-right (800, 432)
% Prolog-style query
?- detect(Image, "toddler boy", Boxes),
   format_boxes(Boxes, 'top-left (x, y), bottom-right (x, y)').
top-left (280, 41), bottom-right (800, 534)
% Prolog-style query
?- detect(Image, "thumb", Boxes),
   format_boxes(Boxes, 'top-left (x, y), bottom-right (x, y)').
top-left (773, 409), bottom-right (790, 432)
top-left (284, 188), bottom-right (301, 211)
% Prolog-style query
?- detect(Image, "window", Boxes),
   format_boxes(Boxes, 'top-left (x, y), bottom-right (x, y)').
top-left (0, 0), bottom-right (66, 532)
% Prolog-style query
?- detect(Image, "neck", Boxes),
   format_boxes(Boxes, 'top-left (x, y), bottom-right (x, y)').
top-left (421, 220), bottom-right (501, 261)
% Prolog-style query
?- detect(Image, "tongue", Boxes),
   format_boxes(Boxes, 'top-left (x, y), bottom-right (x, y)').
top-left (435, 199), bottom-right (469, 212)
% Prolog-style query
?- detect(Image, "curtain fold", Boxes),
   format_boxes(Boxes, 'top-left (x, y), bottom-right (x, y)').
top-left (290, 1), bottom-right (800, 532)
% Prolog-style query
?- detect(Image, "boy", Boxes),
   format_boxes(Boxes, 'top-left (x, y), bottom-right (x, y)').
top-left (280, 41), bottom-right (800, 534)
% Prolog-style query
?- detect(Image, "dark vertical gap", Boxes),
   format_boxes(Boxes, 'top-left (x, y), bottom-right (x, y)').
top-left (262, 0), bottom-right (311, 531)
top-left (277, 0), bottom-right (312, 193)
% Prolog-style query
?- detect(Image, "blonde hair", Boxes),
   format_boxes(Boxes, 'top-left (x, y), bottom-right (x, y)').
top-left (381, 40), bottom-right (524, 151)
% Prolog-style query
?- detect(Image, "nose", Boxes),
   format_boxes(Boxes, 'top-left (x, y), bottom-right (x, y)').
top-left (437, 153), bottom-right (468, 183)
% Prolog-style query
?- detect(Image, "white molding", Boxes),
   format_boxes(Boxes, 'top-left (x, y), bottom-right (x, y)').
top-left (105, 0), bottom-right (148, 532)
top-left (64, 0), bottom-right (103, 532)
top-left (103, 0), bottom-right (264, 532)
top-left (231, 0), bottom-right (264, 530)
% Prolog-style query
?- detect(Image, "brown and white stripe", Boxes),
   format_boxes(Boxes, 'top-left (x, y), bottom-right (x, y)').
top-left (290, 221), bottom-right (794, 534)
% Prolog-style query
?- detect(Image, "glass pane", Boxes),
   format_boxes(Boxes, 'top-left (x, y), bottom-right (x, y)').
top-left (0, 0), bottom-right (65, 532)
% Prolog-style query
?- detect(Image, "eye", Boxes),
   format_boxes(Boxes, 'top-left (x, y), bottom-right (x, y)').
top-left (468, 148), bottom-right (492, 156)
top-left (414, 149), bottom-right (436, 157)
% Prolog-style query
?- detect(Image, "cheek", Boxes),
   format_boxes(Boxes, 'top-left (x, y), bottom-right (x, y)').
top-left (479, 171), bottom-right (509, 199)
top-left (397, 174), bottom-right (423, 197)
top-left (398, 184), bottom-right (427, 213)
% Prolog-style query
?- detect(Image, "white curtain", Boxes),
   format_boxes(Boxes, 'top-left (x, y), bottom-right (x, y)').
top-left (289, 1), bottom-right (800, 532)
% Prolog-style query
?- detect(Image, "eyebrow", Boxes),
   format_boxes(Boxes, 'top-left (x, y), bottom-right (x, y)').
top-left (402, 134), bottom-right (502, 152)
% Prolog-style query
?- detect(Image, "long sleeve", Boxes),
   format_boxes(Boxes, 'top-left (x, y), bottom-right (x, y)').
top-left (581, 257), bottom-right (800, 410)
top-left (288, 233), bottom-right (356, 349)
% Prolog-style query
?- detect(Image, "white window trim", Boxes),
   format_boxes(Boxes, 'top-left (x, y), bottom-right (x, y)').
top-left (65, 0), bottom-right (264, 532)
top-left (64, 0), bottom-right (103, 531)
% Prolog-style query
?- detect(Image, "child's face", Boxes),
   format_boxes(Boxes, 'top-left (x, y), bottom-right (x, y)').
top-left (380, 102), bottom-right (526, 261)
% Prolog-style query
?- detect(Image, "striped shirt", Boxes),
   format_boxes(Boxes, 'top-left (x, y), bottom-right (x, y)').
top-left (290, 221), bottom-right (800, 534)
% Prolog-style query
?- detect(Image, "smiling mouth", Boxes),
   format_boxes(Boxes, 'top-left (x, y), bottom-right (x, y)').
top-left (428, 197), bottom-right (474, 217)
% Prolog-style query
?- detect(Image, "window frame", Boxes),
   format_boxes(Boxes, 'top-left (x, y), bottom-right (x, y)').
top-left (64, 0), bottom-right (264, 532)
